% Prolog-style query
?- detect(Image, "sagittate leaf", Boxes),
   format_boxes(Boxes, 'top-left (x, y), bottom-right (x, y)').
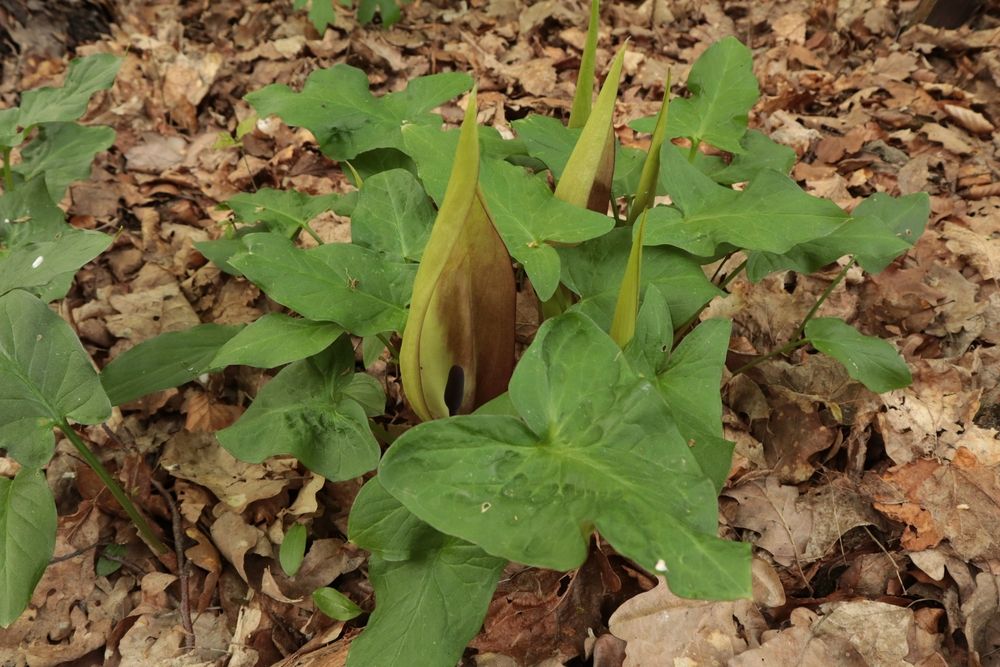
top-left (221, 188), bottom-right (347, 238)
top-left (347, 478), bottom-right (505, 666)
top-left (0, 468), bottom-right (57, 628)
top-left (403, 124), bottom-right (613, 301)
top-left (229, 233), bottom-right (415, 337)
top-left (17, 53), bottom-right (121, 129)
top-left (12, 122), bottom-right (116, 202)
top-left (313, 587), bottom-right (363, 621)
top-left (100, 324), bottom-right (243, 406)
top-left (804, 318), bottom-right (912, 393)
top-left (351, 169), bottom-right (435, 262)
top-left (400, 92), bottom-right (516, 421)
top-left (246, 64), bottom-right (471, 160)
top-left (382, 312), bottom-right (751, 599)
top-left (0, 180), bottom-right (112, 301)
top-left (217, 340), bottom-right (381, 481)
top-left (560, 227), bottom-right (723, 332)
top-left (0, 290), bottom-right (111, 468)
top-left (211, 313), bottom-right (342, 369)
top-left (280, 523), bottom-right (308, 576)
top-left (645, 144), bottom-right (847, 257)
top-left (631, 37), bottom-right (758, 153)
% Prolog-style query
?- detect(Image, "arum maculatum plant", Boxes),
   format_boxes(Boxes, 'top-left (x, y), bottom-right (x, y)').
top-left (97, 2), bottom-right (928, 663)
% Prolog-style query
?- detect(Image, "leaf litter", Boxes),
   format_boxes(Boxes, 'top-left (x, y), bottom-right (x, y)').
top-left (0, 0), bottom-right (998, 664)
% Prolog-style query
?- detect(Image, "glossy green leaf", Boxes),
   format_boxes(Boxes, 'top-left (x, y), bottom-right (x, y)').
top-left (313, 587), bottom-right (363, 621)
top-left (0, 290), bottom-right (111, 468)
top-left (229, 233), bottom-right (415, 337)
top-left (746, 192), bottom-right (930, 281)
top-left (211, 314), bottom-right (342, 369)
top-left (656, 319), bottom-right (734, 491)
top-left (246, 64), bottom-right (471, 160)
top-left (100, 324), bottom-right (243, 406)
top-left (347, 478), bottom-right (505, 666)
top-left (610, 211), bottom-right (648, 347)
top-left (805, 318), bottom-right (912, 393)
top-left (404, 124), bottom-right (614, 301)
top-left (280, 523), bottom-right (308, 576)
top-left (0, 468), bottom-right (56, 628)
top-left (17, 53), bottom-right (121, 128)
top-left (0, 180), bottom-right (111, 301)
top-left (381, 313), bottom-right (750, 599)
top-left (645, 144), bottom-right (847, 256)
top-left (351, 169), bottom-right (435, 261)
top-left (12, 122), bottom-right (116, 202)
top-left (560, 227), bottom-right (723, 332)
top-left (222, 188), bottom-right (347, 238)
top-left (631, 38), bottom-right (757, 153)
top-left (217, 341), bottom-right (381, 481)
top-left (568, 0), bottom-right (601, 128)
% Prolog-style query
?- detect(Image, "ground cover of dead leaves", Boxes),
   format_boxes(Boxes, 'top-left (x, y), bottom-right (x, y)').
top-left (0, 0), bottom-right (998, 665)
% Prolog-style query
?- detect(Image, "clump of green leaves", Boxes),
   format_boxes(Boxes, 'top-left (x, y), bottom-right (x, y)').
top-left (293, 0), bottom-right (410, 30)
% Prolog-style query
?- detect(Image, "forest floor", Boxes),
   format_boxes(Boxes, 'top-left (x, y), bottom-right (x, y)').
top-left (1, 0), bottom-right (999, 665)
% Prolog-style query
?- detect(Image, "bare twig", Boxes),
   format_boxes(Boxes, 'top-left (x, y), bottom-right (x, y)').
top-left (150, 477), bottom-right (196, 651)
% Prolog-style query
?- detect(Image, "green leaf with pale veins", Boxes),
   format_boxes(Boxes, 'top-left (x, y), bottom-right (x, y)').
top-left (805, 318), bottom-right (912, 393)
top-left (560, 227), bottom-right (722, 332)
top-left (631, 38), bottom-right (758, 153)
top-left (645, 144), bottom-right (847, 257)
top-left (229, 233), bottom-right (415, 336)
top-left (347, 478), bottom-right (505, 667)
top-left (217, 340), bottom-right (382, 481)
top-left (212, 313), bottom-right (343, 369)
top-left (0, 468), bottom-right (57, 628)
top-left (222, 188), bottom-right (347, 238)
top-left (246, 64), bottom-right (471, 160)
top-left (0, 290), bottom-right (111, 468)
top-left (100, 324), bottom-right (243, 406)
top-left (12, 122), bottom-right (116, 202)
top-left (17, 53), bottom-right (121, 128)
top-left (351, 169), bottom-right (435, 262)
top-left (380, 313), bottom-right (750, 599)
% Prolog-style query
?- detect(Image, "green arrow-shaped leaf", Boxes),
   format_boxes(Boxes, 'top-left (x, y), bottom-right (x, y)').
top-left (212, 313), bottom-right (343, 369)
top-left (12, 122), bottom-right (116, 203)
top-left (0, 468), bottom-right (57, 628)
top-left (805, 318), bottom-right (912, 393)
top-left (17, 53), bottom-right (121, 128)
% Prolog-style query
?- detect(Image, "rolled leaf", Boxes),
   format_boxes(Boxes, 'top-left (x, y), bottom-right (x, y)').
top-left (628, 73), bottom-right (671, 223)
top-left (554, 44), bottom-right (626, 213)
top-left (568, 0), bottom-right (601, 129)
top-left (401, 92), bottom-right (516, 421)
top-left (610, 210), bottom-right (648, 347)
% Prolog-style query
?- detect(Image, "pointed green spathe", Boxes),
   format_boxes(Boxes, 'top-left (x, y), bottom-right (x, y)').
top-left (610, 210), bottom-right (648, 347)
top-left (568, 0), bottom-right (601, 129)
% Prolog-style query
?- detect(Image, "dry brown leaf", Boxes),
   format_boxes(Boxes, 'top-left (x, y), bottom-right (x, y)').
top-left (942, 103), bottom-right (995, 134)
top-left (730, 607), bottom-right (868, 666)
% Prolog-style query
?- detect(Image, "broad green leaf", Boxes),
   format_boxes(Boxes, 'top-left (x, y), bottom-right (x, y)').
top-left (280, 523), bottom-right (308, 576)
top-left (351, 169), bottom-right (434, 261)
top-left (357, 0), bottom-right (405, 25)
top-left (568, 0), bottom-right (601, 128)
top-left (217, 341), bottom-right (381, 481)
top-left (623, 284), bottom-right (673, 378)
top-left (554, 45), bottom-right (626, 210)
top-left (229, 233), bottom-right (415, 337)
top-left (0, 290), bottom-right (111, 468)
top-left (746, 192), bottom-right (930, 281)
top-left (0, 179), bottom-right (111, 301)
top-left (347, 478), bottom-right (505, 667)
top-left (17, 54), bottom-right (121, 128)
top-left (805, 318), bottom-right (912, 393)
top-left (12, 122), bottom-right (116, 202)
top-left (0, 108), bottom-right (20, 147)
top-left (710, 130), bottom-right (796, 183)
top-left (211, 314), bottom-right (342, 369)
top-left (222, 188), bottom-right (347, 239)
top-left (632, 38), bottom-right (758, 153)
top-left (404, 125), bottom-right (614, 301)
top-left (645, 144), bottom-right (848, 256)
top-left (560, 227), bottom-right (722, 332)
top-left (293, 0), bottom-right (336, 31)
top-left (313, 587), bottom-right (362, 620)
top-left (381, 313), bottom-right (751, 599)
top-left (0, 468), bottom-right (56, 628)
top-left (100, 324), bottom-right (243, 406)
top-left (610, 211), bottom-right (648, 347)
top-left (656, 319), bottom-right (734, 491)
top-left (246, 64), bottom-right (471, 160)
top-left (400, 93), bottom-right (516, 421)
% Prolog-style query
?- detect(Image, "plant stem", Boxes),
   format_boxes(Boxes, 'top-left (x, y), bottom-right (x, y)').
top-left (687, 140), bottom-right (699, 162)
top-left (302, 222), bottom-right (323, 245)
top-left (718, 259), bottom-right (747, 290)
top-left (732, 337), bottom-right (809, 375)
top-left (57, 419), bottom-right (168, 554)
top-left (789, 256), bottom-right (856, 342)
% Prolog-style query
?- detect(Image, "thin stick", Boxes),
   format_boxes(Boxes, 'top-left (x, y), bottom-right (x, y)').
top-left (151, 477), bottom-right (195, 650)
